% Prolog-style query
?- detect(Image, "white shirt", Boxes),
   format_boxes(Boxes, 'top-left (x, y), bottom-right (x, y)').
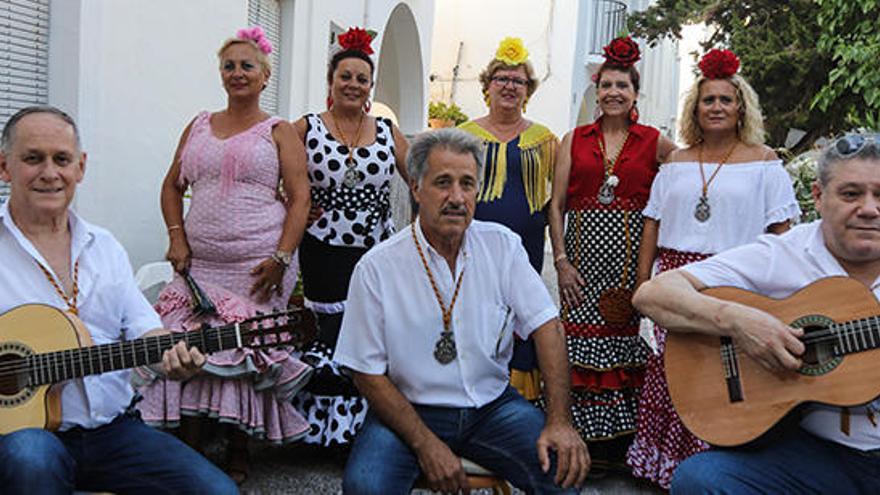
top-left (0, 203), bottom-right (162, 430)
top-left (644, 161), bottom-right (800, 253)
top-left (684, 221), bottom-right (880, 450)
top-left (334, 218), bottom-right (557, 408)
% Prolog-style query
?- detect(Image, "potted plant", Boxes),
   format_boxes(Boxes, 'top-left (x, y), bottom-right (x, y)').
top-left (428, 101), bottom-right (468, 129)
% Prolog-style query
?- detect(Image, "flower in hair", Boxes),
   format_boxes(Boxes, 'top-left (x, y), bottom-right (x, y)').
top-left (602, 36), bottom-right (640, 67)
top-left (495, 37), bottom-right (529, 65)
top-left (338, 27), bottom-right (376, 55)
top-left (237, 26), bottom-right (273, 54)
top-left (699, 49), bottom-right (740, 79)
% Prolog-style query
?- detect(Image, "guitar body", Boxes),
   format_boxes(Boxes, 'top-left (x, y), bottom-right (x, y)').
top-left (666, 276), bottom-right (880, 446)
top-left (0, 305), bottom-right (93, 434)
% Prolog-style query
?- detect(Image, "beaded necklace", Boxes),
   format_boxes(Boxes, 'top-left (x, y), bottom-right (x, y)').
top-left (596, 129), bottom-right (630, 205)
top-left (411, 223), bottom-right (465, 365)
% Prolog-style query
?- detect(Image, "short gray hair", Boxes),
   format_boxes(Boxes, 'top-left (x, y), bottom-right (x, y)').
top-left (1, 105), bottom-right (81, 154)
top-left (817, 133), bottom-right (880, 187)
top-left (406, 128), bottom-right (484, 186)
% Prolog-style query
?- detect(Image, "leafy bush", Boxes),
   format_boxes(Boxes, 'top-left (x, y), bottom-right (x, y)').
top-left (428, 101), bottom-right (469, 126)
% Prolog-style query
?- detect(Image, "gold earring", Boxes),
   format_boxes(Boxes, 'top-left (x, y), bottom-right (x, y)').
top-left (483, 90), bottom-right (491, 108)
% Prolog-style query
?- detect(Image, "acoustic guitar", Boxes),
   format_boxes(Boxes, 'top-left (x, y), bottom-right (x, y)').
top-left (665, 276), bottom-right (880, 447)
top-left (0, 304), bottom-right (314, 434)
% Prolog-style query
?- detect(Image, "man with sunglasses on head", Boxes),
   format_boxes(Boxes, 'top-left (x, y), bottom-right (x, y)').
top-left (632, 133), bottom-right (880, 493)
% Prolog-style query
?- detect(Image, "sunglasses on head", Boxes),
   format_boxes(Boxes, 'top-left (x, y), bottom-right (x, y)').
top-left (831, 133), bottom-right (880, 157)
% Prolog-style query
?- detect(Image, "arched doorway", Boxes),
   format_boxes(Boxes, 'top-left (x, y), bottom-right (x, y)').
top-left (374, 3), bottom-right (424, 136)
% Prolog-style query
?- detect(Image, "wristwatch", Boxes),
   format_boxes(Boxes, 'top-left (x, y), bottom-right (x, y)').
top-left (271, 250), bottom-right (293, 267)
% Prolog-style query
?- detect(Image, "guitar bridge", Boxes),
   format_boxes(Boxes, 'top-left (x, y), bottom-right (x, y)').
top-left (721, 337), bottom-right (744, 402)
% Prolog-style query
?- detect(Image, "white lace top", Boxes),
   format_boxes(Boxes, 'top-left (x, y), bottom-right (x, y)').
top-left (644, 160), bottom-right (801, 254)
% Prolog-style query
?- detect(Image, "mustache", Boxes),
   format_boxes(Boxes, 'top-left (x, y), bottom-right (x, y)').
top-left (441, 204), bottom-right (468, 215)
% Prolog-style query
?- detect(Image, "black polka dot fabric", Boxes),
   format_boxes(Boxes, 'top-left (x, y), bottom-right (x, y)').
top-left (304, 114), bottom-right (397, 248)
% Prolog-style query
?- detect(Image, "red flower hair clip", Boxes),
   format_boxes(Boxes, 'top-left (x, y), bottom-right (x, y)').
top-left (698, 49), bottom-right (740, 79)
top-left (338, 27), bottom-right (376, 56)
top-left (602, 36), bottom-right (641, 68)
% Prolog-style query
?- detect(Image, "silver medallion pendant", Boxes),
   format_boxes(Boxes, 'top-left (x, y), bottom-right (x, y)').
top-left (433, 331), bottom-right (457, 365)
top-left (343, 166), bottom-right (361, 188)
top-left (694, 195), bottom-right (711, 222)
top-left (597, 179), bottom-right (617, 205)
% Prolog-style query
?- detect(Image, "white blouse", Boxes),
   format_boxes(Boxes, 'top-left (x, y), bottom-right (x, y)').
top-left (644, 160), bottom-right (801, 254)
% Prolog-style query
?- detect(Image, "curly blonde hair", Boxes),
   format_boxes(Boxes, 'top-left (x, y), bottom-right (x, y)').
top-left (217, 38), bottom-right (272, 76)
top-left (679, 74), bottom-right (765, 146)
top-left (478, 59), bottom-right (539, 99)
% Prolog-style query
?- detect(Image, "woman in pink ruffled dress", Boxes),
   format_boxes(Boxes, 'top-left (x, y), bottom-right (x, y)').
top-left (136, 27), bottom-right (312, 484)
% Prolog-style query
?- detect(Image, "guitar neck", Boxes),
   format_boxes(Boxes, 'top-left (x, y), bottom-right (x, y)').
top-left (28, 325), bottom-right (248, 386)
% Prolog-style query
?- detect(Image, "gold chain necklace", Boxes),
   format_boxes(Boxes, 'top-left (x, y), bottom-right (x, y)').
top-left (694, 141), bottom-right (738, 222)
top-left (36, 260), bottom-right (80, 315)
top-left (596, 128), bottom-right (630, 205)
top-left (411, 224), bottom-right (465, 365)
top-left (330, 111), bottom-right (366, 188)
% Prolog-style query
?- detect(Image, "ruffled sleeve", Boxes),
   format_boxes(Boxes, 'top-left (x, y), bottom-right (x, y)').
top-left (642, 164), bottom-right (668, 220)
top-left (762, 161), bottom-right (801, 227)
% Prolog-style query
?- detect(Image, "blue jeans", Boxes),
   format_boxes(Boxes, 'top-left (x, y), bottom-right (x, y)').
top-left (671, 427), bottom-right (880, 494)
top-left (343, 386), bottom-right (578, 495)
top-left (0, 413), bottom-right (237, 494)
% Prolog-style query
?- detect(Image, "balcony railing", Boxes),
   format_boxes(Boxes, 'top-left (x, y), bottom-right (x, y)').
top-left (588, 0), bottom-right (628, 55)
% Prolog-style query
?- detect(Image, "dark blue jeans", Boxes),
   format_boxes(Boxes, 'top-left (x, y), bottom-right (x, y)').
top-left (343, 386), bottom-right (578, 494)
top-left (0, 413), bottom-right (237, 495)
top-left (671, 427), bottom-right (880, 494)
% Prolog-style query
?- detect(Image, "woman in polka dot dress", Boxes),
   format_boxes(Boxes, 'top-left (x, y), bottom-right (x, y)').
top-left (625, 49), bottom-right (800, 489)
top-left (547, 37), bottom-right (675, 474)
top-left (290, 27), bottom-right (409, 449)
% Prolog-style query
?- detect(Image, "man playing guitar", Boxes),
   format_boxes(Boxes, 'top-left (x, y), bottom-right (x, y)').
top-left (634, 133), bottom-right (880, 493)
top-left (0, 106), bottom-right (237, 494)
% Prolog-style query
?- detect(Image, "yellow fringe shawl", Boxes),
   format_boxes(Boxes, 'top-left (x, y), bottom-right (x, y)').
top-left (459, 121), bottom-right (558, 214)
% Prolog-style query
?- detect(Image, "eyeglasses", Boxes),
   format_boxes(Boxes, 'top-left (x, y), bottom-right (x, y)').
top-left (831, 133), bottom-right (880, 157)
top-left (491, 75), bottom-right (528, 88)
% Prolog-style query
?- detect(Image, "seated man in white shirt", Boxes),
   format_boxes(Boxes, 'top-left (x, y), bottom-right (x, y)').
top-left (633, 133), bottom-right (880, 493)
top-left (0, 106), bottom-right (237, 494)
top-left (335, 128), bottom-right (589, 494)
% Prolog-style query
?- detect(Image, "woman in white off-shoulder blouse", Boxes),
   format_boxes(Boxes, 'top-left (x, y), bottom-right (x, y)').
top-left (625, 49), bottom-right (801, 489)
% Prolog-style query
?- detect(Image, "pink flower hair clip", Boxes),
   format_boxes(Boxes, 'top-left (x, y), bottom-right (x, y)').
top-left (237, 26), bottom-right (273, 55)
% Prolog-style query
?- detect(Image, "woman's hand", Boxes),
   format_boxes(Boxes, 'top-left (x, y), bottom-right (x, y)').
top-left (166, 231), bottom-right (192, 273)
top-left (556, 259), bottom-right (586, 309)
top-left (250, 258), bottom-right (285, 303)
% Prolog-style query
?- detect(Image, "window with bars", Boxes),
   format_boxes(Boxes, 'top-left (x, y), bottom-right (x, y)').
top-left (247, 0), bottom-right (281, 115)
top-left (0, 0), bottom-right (50, 203)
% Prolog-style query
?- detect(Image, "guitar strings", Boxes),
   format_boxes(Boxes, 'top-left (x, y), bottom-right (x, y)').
top-left (0, 311), bottom-right (299, 379)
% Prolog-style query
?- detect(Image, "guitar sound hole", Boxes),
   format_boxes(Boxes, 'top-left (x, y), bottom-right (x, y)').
top-left (801, 325), bottom-right (834, 366)
top-left (0, 353), bottom-right (26, 395)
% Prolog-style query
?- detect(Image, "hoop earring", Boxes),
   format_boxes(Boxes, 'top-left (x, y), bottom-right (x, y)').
top-left (363, 99), bottom-right (372, 114)
top-left (326, 95), bottom-right (333, 110)
top-left (483, 90), bottom-right (491, 108)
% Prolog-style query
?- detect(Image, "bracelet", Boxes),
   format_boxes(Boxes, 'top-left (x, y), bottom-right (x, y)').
top-left (167, 225), bottom-right (182, 233)
top-left (554, 253), bottom-right (568, 264)
top-left (271, 250), bottom-right (293, 267)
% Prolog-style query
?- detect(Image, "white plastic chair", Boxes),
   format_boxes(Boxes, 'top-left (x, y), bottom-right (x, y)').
top-left (135, 261), bottom-right (174, 304)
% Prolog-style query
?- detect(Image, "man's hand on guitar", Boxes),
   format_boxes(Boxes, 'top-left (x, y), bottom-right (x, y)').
top-left (728, 304), bottom-right (804, 372)
top-left (162, 340), bottom-right (206, 381)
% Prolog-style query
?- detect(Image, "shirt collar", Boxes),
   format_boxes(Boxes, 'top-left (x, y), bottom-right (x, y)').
top-left (0, 201), bottom-right (96, 267)
top-left (413, 216), bottom-right (470, 279)
top-left (579, 118), bottom-right (648, 141)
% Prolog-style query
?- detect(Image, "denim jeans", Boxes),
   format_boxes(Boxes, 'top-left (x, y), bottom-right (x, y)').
top-left (0, 413), bottom-right (237, 495)
top-left (671, 427), bottom-right (880, 494)
top-left (343, 386), bottom-right (579, 495)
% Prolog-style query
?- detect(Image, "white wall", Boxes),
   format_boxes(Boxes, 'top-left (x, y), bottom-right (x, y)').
top-left (428, 0), bottom-right (580, 137)
top-left (47, 0), bottom-right (433, 269)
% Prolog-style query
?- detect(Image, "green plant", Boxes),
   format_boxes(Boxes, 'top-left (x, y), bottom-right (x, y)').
top-left (784, 149), bottom-right (820, 223)
top-left (428, 101), bottom-right (469, 126)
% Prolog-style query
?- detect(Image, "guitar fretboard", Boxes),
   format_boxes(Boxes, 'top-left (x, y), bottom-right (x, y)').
top-left (831, 316), bottom-right (880, 356)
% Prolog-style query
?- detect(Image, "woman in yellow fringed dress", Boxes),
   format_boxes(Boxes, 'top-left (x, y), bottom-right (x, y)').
top-left (459, 37), bottom-right (557, 401)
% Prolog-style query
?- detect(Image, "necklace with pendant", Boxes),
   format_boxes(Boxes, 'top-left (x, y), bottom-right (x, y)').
top-left (597, 128), bottom-right (630, 205)
top-left (330, 111), bottom-right (366, 188)
top-left (411, 224), bottom-right (465, 365)
top-left (695, 141), bottom-right (738, 222)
